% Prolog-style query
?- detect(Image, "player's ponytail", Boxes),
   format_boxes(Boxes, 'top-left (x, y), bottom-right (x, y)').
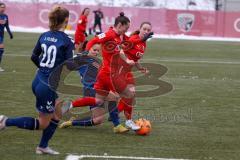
top-left (49, 6), bottom-right (69, 31)
top-left (130, 21), bottom-right (152, 36)
top-left (114, 12), bottom-right (130, 27)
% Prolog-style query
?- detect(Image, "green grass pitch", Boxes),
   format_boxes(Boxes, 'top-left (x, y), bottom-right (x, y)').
top-left (0, 32), bottom-right (240, 160)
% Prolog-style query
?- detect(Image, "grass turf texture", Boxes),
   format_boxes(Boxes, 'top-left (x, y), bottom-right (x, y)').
top-left (0, 32), bottom-right (240, 160)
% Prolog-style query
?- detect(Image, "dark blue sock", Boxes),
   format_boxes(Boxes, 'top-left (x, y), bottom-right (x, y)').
top-left (108, 101), bottom-right (120, 127)
top-left (72, 117), bottom-right (94, 126)
top-left (5, 117), bottom-right (39, 130)
top-left (39, 119), bottom-right (59, 148)
top-left (0, 48), bottom-right (4, 64)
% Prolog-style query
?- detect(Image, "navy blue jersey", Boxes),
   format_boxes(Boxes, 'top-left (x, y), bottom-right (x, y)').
top-left (78, 56), bottom-right (99, 87)
top-left (31, 31), bottom-right (74, 114)
top-left (0, 13), bottom-right (12, 37)
top-left (32, 31), bottom-right (74, 77)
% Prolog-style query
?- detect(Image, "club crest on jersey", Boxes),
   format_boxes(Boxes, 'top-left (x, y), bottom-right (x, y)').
top-left (177, 13), bottom-right (195, 32)
top-left (97, 33), bottom-right (106, 39)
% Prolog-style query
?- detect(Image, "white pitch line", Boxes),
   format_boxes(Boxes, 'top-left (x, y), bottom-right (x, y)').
top-left (65, 154), bottom-right (189, 160)
top-left (5, 54), bottom-right (30, 57)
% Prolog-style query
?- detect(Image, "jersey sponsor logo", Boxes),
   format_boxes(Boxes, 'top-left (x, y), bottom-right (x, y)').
top-left (177, 13), bottom-right (195, 32)
top-left (97, 33), bottom-right (106, 39)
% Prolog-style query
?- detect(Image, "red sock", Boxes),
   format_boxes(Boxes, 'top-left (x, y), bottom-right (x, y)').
top-left (118, 97), bottom-right (133, 120)
top-left (124, 105), bottom-right (133, 120)
top-left (72, 97), bottom-right (96, 108)
top-left (117, 99), bottom-right (125, 112)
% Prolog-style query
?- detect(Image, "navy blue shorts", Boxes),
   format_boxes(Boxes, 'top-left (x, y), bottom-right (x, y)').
top-left (0, 36), bottom-right (3, 44)
top-left (32, 74), bottom-right (57, 114)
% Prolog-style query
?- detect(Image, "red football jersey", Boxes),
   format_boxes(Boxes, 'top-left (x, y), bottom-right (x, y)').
top-left (126, 34), bottom-right (146, 62)
top-left (76, 15), bottom-right (87, 32)
top-left (74, 15), bottom-right (88, 44)
top-left (86, 27), bottom-right (128, 74)
top-left (117, 34), bottom-right (146, 74)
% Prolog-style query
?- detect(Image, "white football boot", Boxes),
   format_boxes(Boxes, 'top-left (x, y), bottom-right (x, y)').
top-left (36, 147), bottom-right (60, 155)
top-left (125, 119), bottom-right (140, 131)
top-left (0, 115), bottom-right (7, 130)
top-left (0, 67), bottom-right (4, 72)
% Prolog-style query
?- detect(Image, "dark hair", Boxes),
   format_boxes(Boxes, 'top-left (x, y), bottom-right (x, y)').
top-left (114, 12), bottom-right (130, 27)
top-left (48, 6), bottom-right (69, 31)
top-left (131, 21), bottom-right (152, 36)
top-left (0, 2), bottom-right (5, 7)
top-left (81, 8), bottom-right (90, 15)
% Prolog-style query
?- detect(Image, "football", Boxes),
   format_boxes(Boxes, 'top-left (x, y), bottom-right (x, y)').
top-left (135, 118), bottom-right (151, 136)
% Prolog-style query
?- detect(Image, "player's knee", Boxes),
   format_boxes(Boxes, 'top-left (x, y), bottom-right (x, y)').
top-left (39, 121), bottom-right (50, 130)
top-left (93, 116), bottom-right (104, 125)
top-left (95, 98), bottom-right (104, 106)
top-left (128, 87), bottom-right (136, 98)
top-left (124, 91), bottom-right (135, 99)
top-left (54, 100), bottom-right (64, 120)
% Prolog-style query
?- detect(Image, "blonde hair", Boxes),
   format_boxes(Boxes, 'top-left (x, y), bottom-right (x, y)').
top-left (48, 6), bottom-right (69, 31)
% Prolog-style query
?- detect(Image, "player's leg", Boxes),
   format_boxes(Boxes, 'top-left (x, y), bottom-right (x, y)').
top-left (60, 86), bottom-right (98, 128)
top-left (98, 22), bottom-right (102, 33)
top-left (75, 32), bottom-right (86, 53)
top-left (107, 92), bottom-right (129, 133)
top-left (73, 86), bottom-right (105, 125)
top-left (70, 73), bottom-right (109, 109)
top-left (33, 76), bottom-right (60, 155)
top-left (0, 76), bottom-right (59, 154)
top-left (119, 84), bottom-right (140, 130)
top-left (93, 22), bottom-right (97, 33)
top-left (0, 38), bottom-right (5, 71)
top-left (0, 115), bottom-right (40, 130)
top-left (0, 76), bottom-right (43, 131)
top-left (60, 93), bottom-right (106, 128)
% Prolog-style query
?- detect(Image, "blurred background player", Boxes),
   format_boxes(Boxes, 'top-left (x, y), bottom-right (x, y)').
top-left (62, 12), bottom-right (135, 132)
top-left (59, 43), bottom-right (128, 133)
top-left (0, 6), bottom-right (74, 155)
top-left (75, 8), bottom-right (90, 53)
top-left (0, 2), bottom-right (13, 72)
top-left (92, 8), bottom-right (104, 34)
top-left (117, 22), bottom-right (153, 130)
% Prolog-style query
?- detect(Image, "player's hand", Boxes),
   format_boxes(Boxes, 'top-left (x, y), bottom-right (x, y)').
top-left (126, 59), bottom-right (135, 65)
top-left (81, 50), bottom-right (89, 55)
top-left (139, 67), bottom-right (149, 75)
top-left (84, 32), bottom-right (88, 37)
top-left (142, 32), bottom-right (154, 41)
top-left (10, 34), bottom-right (13, 39)
top-left (82, 40), bottom-right (88, 51)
